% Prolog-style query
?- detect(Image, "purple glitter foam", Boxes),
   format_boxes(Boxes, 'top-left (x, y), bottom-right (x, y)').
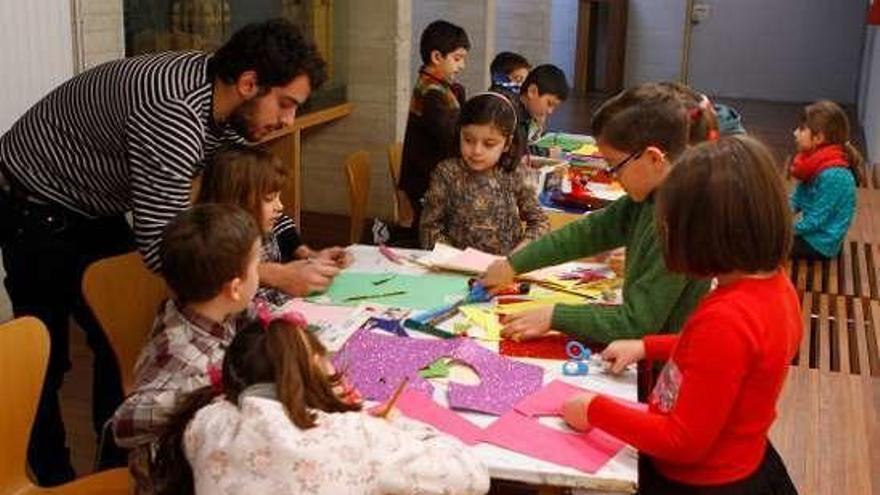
top-left (446, 340), bottom-right (544, 415)
top-left (332, 327), bottom-right (459, 401)
top-left (333, 327), bottom-right (544, 415)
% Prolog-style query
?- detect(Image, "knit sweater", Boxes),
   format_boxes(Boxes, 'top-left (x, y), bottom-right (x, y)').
top-left (509, 195), bottom-right (710, 342)
top-left (790, 167), bottom-right (855, 257)
top-left (587, 271), bottom-right (802, 485)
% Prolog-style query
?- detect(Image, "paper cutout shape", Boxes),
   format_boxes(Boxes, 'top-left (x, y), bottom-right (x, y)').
top-left (310, 272), bottom-right (469, 309)
top-left (480, 411), bottom-right (625, 473)
top-left (393, 389), bottom-right (483, 445)
top-left (333, 328), bottom-right (543, 415)
top-left (419, 358), bottom-right (451, 379)
top-left (459, 306), bottom-right (502, 341)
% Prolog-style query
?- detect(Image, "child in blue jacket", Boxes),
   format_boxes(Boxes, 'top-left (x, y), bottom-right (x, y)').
top-left (790, 100), bottom-right (862, 259)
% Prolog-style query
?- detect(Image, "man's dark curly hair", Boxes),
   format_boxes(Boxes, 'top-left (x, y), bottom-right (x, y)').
top-left (209, 18), bottom-right (327, 90)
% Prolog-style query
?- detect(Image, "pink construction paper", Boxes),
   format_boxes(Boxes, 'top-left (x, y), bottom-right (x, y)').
top-left (282, 300), bottom-right (353, 327)
top-left (480, 411), bottom-right (626, 473)
top-left (445, 248), bottom-right (503, 274)
top-left (393, 389), bottom-right (484, 445)
top-left (333, 328), bottom-right (543, 415)
top-left (514, 380), bottom-right (587, 417)
top-left (514, 379), bottom-right (649, 417)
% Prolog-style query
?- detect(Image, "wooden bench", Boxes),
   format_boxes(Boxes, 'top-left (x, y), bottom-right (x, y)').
top-left (795, 292), bottom-right (880, 377)
top-left (787, 240), bottom-right (880, 298)
top-left (771, 368), bottom-right (879, 495)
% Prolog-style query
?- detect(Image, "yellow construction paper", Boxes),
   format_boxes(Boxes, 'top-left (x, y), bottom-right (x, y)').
top-left (459, 305), bottom-right (503, 342)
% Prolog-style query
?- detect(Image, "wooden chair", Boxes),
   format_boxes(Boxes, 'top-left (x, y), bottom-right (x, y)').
top-left (344, 150), bottom-right (371, 244)
top-left (82, 252), bottom-right (168, 394)
top-left (387, 142), bottom-right (414, 228)
top-left (0, 317), bottom-right (131, 494)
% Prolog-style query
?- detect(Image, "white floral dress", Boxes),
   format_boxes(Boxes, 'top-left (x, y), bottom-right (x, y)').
top-left (184, 394), bottom-right (490, 495)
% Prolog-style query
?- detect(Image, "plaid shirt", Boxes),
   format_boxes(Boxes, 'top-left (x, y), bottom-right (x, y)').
top-left (111, 299), bottom-right (237, 449)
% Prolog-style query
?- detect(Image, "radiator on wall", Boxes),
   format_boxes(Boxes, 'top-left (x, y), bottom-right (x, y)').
top-left (0, 0), bottom-right (74, 133)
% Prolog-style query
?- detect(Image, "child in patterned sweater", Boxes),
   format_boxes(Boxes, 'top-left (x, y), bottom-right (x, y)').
top-left (420, 92), bottom-right (549, 255)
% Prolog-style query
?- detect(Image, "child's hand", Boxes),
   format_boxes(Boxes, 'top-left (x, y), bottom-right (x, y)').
top-left (601, 339), bottom-right (645, 374)
top-left (316, 246), bottom-right (352, 268)
top-left (281, 259), bottom-right (339, 295)
top-left (481, 259), bottom-right (516, 291)
top-left (499, 306), bottom-right (553, 341)
top-left (562, 392), bottom-right (597, 432)
top-left (607, 248), bottom-right (625, 277)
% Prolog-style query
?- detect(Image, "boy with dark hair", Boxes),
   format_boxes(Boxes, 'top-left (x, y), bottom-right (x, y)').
top-left (112, 204), bottom-right (261, 490)
top-left (489, 51), bottom-right (531, 94)
top-left (482, 86), bottom-right (710, 346)
top-left (399, 20), bottom-right (470, 225)
top-left (516, 64), bottom-right (570, 145)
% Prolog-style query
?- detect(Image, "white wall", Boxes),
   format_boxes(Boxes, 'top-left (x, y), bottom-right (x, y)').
top-left (688, 0), bottom-right (865, 103)
top-left (624, 0), bottom-right (687, 86)
top-left (0, 1), bottom-right (74, 133)
top-left (860, 26), bottom-right (880, 163)
top-left (495, 0), bottom-right (551, 71)
top-left (549, 0), bottom-right (577, 81)
top-left (301, 0), bottom-right (411, 217)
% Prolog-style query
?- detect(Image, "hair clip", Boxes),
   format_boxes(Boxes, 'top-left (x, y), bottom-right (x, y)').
top-left (207, 364), bottom-right (223, 394)
top-left (689, 107), bottom-right (703, 122)
top-left (255, 300), bottom-right (308, 329)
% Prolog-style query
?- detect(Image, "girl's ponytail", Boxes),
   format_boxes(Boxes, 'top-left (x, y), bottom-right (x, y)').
top-left (265, 321), bottom-right (360, 429)
top-left (151, 386), bottom-right (221, 495)
top-left (844, 141), bottom-right (866, 185)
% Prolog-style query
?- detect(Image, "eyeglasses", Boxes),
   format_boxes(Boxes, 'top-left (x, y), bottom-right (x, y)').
top-left (604, 150), bottom-right (642, 177)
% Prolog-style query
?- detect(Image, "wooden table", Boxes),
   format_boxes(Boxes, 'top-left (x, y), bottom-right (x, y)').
top-left (298, 244), bottom-right (640, 494)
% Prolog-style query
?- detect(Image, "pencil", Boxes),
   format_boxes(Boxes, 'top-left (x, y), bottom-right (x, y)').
top-left (343, 290), bottom-right (406, 302)
top-left (377, 376), bottom-right (410, 418)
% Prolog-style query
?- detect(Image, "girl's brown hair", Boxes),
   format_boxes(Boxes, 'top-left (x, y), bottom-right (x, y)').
top-left (151, 319), bottom-right (360, 495)
top-left (798, 100), bottom-right (865, 183)
top-left (657, 135), bottom-right (792, 277)
top-left (196, 144), bottom-right (288, 230)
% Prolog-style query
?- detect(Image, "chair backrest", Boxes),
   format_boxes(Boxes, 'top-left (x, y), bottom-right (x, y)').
top-left (387, 142), bottom-right (414, 228)
top-left (345, 150), bottom-right (371, 244)
top-left (82, 252), bottom-right (168, 394)
top-left (0, 317), bottom-right (49, 492)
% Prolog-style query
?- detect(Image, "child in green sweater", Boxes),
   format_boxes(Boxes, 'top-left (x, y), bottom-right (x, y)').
top-left (481, 83), bottom-right (715, 342)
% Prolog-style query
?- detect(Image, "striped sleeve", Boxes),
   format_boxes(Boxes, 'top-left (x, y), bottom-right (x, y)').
top-left (126, 100), bottom-right (204, 271)
top-left (272, 214), bottom-right (302, 262)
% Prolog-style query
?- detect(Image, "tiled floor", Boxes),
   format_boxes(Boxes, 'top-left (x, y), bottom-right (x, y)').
top-left (0, 94), bottom-right (869, 480)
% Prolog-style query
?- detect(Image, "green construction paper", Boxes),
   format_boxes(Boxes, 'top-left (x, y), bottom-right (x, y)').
top-left (419, 358), bottom-right (452, 379)
top-left (309, 272), bottom-right (470, 310)
top-left (533, 132), bottom-right (594, 152)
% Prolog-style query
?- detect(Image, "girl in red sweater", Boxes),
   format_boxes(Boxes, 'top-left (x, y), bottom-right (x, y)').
top-left (563, 136), bottom-right (801, 494)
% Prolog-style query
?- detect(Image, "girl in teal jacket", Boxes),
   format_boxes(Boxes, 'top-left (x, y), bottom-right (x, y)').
top-left (790, 100), bottom-right (862, 259)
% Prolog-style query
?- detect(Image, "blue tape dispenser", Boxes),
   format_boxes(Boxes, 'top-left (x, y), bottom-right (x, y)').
top-left (562, 341), bottom-right (591, 376)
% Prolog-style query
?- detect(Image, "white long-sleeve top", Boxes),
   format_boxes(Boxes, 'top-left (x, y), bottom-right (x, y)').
top-left (184, 394), bottom-right (490, 495)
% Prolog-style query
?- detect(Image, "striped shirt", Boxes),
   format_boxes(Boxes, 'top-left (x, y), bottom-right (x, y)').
top-left (0, 51), bottom-right (245, 270)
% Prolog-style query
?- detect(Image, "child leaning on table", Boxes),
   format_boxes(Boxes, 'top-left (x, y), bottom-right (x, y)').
top-left (419, 91), bottom-right (550, 255)
top-left (197, 144), bottom-right (349, 306)
top-left (150, 315), bottom-right (490, 495)
top-left (563, 136), bottom-right (801, 495)
top-left (481, 82), bottom-right (715, 343)
top-left (111, 204), bottom-right (262, 492)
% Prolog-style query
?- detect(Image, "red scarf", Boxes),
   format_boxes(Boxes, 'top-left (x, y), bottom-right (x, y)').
top-left (791, 144), bottom-right (848, 182)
